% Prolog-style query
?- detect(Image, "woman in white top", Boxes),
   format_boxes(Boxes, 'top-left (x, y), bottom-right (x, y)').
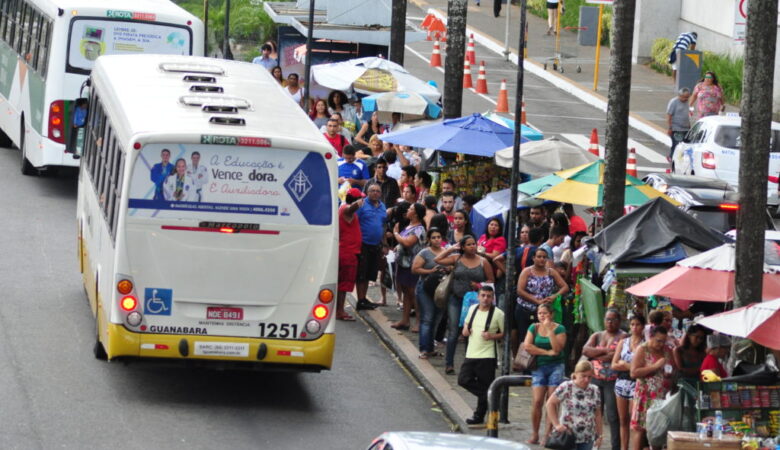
top-left (163, 158), bottom-right (197, 202)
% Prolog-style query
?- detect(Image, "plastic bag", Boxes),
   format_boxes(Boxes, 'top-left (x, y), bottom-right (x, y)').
top-left (458, 291), bottom-right (479, 327)
top-left (646, 390), bottom-right (682, 448)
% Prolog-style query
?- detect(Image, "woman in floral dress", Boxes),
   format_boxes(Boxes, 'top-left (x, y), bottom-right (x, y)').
top-left (546, 360), bottom-right (604, 450)
top-left (630, 326), bottom-right (676, 450)
top-left (690, 71), bottom-right (725, 120)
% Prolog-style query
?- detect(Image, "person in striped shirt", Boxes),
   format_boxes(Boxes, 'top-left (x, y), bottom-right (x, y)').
top-left (669, 32), bottom-right (697, 82)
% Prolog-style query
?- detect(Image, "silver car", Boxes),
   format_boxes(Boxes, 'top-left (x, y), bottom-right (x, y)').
top-left (367, 432), bottom-right (530, 450)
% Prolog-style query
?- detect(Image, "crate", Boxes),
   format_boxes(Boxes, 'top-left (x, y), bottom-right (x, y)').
top-left (667, 431), bottom-right (741, 450)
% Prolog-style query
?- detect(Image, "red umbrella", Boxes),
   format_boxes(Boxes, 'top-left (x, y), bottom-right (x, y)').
top-left (697, 298), bottom-right (780, 350)
top-left (626, 243), bottom-right (780, 309)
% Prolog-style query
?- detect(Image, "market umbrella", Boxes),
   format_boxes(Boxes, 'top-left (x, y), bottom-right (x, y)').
top-left (626, 242), bottom-right (780, 309)
top-left (517, 160), bottom-right (680, 208)
top-left (379, 113), bottom-right (517, 157)
top-left (494, 137), bottom-right (598, 177)
top-left (484, 112), bottom-right (544, 141)
top-left (311, 57), bottom-right (441, 102)
top-left (697, 298), bottom-right (780, 350)
top-left (361, 91), bottom-right (442, 121)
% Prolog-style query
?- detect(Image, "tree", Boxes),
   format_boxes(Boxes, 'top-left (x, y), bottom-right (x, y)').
top-left (390, 0), bottom-right (407, 65)
top-left (601, 0), bottom-right (636, 226)
top-left (734, 0), bottom-right (778, 307)
top-left (443, 0), bottom-right (468, 119)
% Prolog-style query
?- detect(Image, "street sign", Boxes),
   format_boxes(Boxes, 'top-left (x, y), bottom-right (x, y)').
top-left (734, 0), bottom-right (747, 44)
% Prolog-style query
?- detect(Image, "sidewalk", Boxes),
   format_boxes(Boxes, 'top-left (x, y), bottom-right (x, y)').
top-left (408, 0), bottom-right (736, 146)
top-left (348, 285), bottom-right (613, 447)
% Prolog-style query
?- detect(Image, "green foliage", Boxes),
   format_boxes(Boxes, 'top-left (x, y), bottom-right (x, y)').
top-left (527, 0), bottom-right (611, 46)
top-left (649, 38), bottom-right (744, 105)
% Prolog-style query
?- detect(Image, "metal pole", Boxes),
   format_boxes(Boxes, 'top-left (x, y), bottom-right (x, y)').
top-left (592, 4), bottom-right (603, 91)
top-left (499, 0), bottom-right (526, 425)
top-left (203, 0), bottom-right (208, 56)
top-left (222, 0), bottom-right (230, 59)
top-left (487, 375), bottom-right (531, 438)
top-left (502, 0), bottom-right (511, 60)
top-left (302, 0), bottom-right (316, 113)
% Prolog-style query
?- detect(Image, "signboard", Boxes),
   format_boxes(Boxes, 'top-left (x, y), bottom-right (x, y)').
top-left (734, 0), bottom-right (747, 43)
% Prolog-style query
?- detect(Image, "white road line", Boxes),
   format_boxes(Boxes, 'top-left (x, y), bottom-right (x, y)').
top-left (530, 113), bottom-right (603, 121)
top-left (562, 133), bottom-right (603, 158)
top-left (405, 45), bottom-right (444, 74)
top-left (638, 165), bottom-right (668, 173)
top-left (627, 138), bottom-right (668, 164)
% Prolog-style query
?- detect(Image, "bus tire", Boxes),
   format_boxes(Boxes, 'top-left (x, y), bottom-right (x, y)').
top-left (93, 316), bottom-right (107, 360)
top-left (0, 127), bottom-right (11, 148)
top-left (19, 118), bottom-right (36, 176)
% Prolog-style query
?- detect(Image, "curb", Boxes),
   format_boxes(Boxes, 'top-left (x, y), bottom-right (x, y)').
top-left (347, 297), bottom-right (474, 434)
top-left (409, 0), bottom-right (672, 147)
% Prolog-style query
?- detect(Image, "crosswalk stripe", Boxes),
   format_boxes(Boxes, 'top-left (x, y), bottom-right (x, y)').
top-left (628, 138), bottom-right (668, 164)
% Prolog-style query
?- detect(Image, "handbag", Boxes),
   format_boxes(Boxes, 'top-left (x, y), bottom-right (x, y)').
top-left (544, 428), bottom-right (576, 450)
top-left (422, 271), bottom-right (444, 297)
top-left (512, 346), bottom-right (537, 372)
top-left (433, 272), bottom-right (453, 308)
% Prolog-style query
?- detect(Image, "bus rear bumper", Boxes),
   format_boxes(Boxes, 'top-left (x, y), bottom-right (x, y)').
top-left (105, 323), bottom-right (335, 371)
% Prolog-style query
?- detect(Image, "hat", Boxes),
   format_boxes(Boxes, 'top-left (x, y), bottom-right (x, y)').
top-left (346, 187), bottom-right (366, 199)
top-left (707, 333), bottom-right (731, 349)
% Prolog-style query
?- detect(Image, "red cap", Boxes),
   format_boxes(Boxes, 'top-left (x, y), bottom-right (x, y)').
top-left (347, 187), bottom-right (366, 198)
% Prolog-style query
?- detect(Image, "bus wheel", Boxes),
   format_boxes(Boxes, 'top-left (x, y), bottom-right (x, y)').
top-left (19, 118), bottom-right (36, 176)
top-left (93, 327), bottom-right (107, 360)
top-left (0, 127), bottom-right (11, 148)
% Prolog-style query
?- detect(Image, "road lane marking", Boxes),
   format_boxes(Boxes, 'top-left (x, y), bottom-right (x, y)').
top-left (562, 133), bottom-right (603, 157)
top-left (628, 138), bottom-right (668, 164)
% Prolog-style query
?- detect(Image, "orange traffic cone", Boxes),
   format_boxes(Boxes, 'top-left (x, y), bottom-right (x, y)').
top-left (626, 147), bottom-right (638, 177)
top-left (429, 19), bottom-right (447, 42)
top-left (589, 128), bottom-right (600, 157)
top-left (421, 13), bottom-right (434, 30)
top-left (463, 58), bottom-right (473, 89)
top-left (520, 98), bottom-right (527, 125)
top-left (475, 61), bottom-right (488, 94)
top-left (495, 79), bottom-right (509, 113)
top-left (466, 34), bottom-right (476, 65)
top-left (430, 39), bottom-right (442, 67)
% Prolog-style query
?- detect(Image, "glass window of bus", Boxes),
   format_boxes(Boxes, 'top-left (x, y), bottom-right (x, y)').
top-left (7, 0), bottom-right (18, 50)
top-left (92, 114), bottom-right (107, 185)
top-left (67, 18), bottom-right (193, 75)
top-left (110, 155), bottom-right (125, 240)
top-left (36, 19), bottom-right (50, 76)
top-left (105, 136), bottom-right (119, 224)
top-left (24, 7), bottom-right (36, 59)
top-left (98, 126), bottom-right (114, 205)
top-left (28, 10), bottom-right (41, 70)
top-left (0, 1), bottom-right (8, 39)
top-left (18, 2), bottom-right (29, 54)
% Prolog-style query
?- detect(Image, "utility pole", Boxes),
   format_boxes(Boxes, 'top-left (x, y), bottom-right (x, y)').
top-left (443, 0), bottom-right (468, 118)
top-left (499, 0), bottom-right (527, 425)
top-left (601, 0), bottom-right (636, 226)
top-left (222, 0), bottom-right (232, 60)
top-left (302, 0), bottom-right (316, 112)
top-left (203, 0), bottom-right (209, 56)
top-left (390, 0), bottom-right (407, 65)
top-left (735, 0), bottom-right (778, 308)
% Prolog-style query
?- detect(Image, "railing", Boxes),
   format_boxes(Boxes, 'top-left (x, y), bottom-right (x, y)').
top-left (485, 374), bottom-right (532, 438)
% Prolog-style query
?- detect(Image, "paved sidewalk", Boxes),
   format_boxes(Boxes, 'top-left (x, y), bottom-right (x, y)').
top-left (348, 284), bottom-right (614, 447)
top-left (408, 0), bottom-right (737, 145)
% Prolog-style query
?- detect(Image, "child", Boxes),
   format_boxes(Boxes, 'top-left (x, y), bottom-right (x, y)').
top-left (458, 285), bottom-right (504, 425)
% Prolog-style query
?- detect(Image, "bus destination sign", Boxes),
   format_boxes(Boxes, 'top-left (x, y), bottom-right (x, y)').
top-left (106, 10), bottom-right (157, 22)
top-left (201, 135), bottom-right (272, 147)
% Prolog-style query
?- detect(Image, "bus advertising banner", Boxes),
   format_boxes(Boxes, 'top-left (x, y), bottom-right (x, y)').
top-left (127, 143), bottom-right (332, 225)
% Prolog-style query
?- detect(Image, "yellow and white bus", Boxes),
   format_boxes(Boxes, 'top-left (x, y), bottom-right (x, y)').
top-left (0, 0), bottom-right (204, 175)
top-left (77, 54), bottom-right (338, 371)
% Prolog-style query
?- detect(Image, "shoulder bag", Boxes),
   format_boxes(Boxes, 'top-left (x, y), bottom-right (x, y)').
top-left (512, 326), bottom-right (537, 372)
top-left (433, 255), bottom-right (459, 308)
top-left (544, 428), bottom-right (576, 450)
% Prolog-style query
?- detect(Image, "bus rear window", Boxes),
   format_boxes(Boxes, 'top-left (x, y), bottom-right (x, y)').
top-left (67, 18), bottom-right (192, 73)
top-left (127, 144), bottom-right (332, 226)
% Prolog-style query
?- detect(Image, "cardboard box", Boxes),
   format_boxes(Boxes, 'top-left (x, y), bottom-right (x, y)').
top-left (667, 431), bottom-right (741, 450)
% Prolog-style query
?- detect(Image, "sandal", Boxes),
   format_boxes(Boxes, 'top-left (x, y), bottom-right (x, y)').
top-left (445, 366), bottom-right (455, 375)
top-left (390, 322), bottom-right (410, 330)
top-left (336, 312), bottom-right (356, 321)
top-left (418, 352), bottom-right (429, 360)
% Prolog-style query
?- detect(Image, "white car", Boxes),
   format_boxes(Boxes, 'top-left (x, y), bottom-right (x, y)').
top-left (367, 432), bottom-right (530, 450)
top-left (671, 115), bottom-right (780, 195)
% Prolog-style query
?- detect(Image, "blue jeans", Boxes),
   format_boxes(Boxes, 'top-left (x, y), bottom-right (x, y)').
top-left (576, 443), bottom-right (593, 450)
top-left (531, 362), bottom-right (565, 387)
top-left (445, 294), bottom-right (463, 367)
top-left (416, 281), bottom-right (443, 353)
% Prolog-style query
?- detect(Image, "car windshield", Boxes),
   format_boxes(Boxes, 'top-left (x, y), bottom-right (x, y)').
top-left (714, 125), bottom-right (780, 152)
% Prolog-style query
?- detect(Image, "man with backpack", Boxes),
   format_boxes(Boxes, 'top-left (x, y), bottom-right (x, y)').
top-left (458, 285), bottom-right (504, 425)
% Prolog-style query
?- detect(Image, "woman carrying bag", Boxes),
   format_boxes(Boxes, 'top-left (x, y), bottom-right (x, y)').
top-left (546, 360), bottom-right (604, 450)
top-left (412, 227), bottom-right (449, 359)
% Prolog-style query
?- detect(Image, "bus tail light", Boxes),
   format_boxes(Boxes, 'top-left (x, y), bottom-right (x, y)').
top-left (318, 289), bottom-right (333, 304)
top-left (702, 151), bottom-right (716, 169)
top-left (48, 100), bottom-right (65, 144)
top-left (305, 320), bottom-right (321, 334)
top-left (120, 296), bottom-right (138, 311)
top-left (117, 279), bottom-right (133, 295)
top-left (312, 305), bottom-right (329, 320)
top-left (126, 311), bottom-right (143, 326)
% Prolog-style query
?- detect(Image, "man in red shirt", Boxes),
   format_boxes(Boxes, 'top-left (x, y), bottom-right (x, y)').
top-left (324, 118), bottom-right (349, 156)
top-left (700, 334), bottom-right (731, 379)
top-left (337, 188), bottom-right (365, 321)
top-left (563, 203), bottom-right (588, 236)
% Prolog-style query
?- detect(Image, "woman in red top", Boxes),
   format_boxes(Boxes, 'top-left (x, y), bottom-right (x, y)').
top-left (700, 334), bottom-right (731, 379)
top-left (477, 218), bottom-right (507, 262)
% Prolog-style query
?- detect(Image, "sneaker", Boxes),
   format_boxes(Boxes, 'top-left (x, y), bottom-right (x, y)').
top-left (465, 415), bottom-right (484, 425)
top-left (356, 298), bottom-right (378, 311)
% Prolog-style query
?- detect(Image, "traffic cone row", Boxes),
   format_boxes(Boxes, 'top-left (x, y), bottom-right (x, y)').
top-left (626, 147), bottom-right (638, 177)
top-left (495, 79), bottom-right (509, 113)
top-left (429, 38), bottom-right (442, 67)
top-left (462, 58), bottom-right (473, 89)
top-left (466, 34), bottom-right (476, 65)
top-left (428, 20), bottom-right (447, 42)
top-left (589, 129), bottom-right (600, 157)
top-left (475, 61), bottom-right (488, 94)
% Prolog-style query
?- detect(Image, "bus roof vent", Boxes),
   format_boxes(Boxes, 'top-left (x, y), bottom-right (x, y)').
top-left (202, 105), bottom-right (238, 114)
top-left (160, 63), bottom-right (225, 75)
top-left (179, 95), bottom-right (250, 109)
top-left (190, 85), bottom-right (223, 93)
top-left (209, 116), bottom-right (246, 126)
top-left (183, 74), bottom-right (216, 83)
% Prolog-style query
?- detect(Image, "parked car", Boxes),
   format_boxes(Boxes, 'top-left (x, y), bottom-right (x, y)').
top-left (367, 432), bottom-right (530, 450)
top-left (670, 115), bottom-right (780, 196)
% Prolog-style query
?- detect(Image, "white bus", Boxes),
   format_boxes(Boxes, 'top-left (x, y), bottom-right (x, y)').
top-left (77, 54), bottom-right (338, 371)
top-left (0, 0), bottom-right (204, 175)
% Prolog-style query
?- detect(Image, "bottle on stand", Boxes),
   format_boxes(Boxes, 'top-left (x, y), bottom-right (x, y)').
top-left (715, 410), bottom-right (723, 439)
top-left (707, 419), bottom-right (714, 438)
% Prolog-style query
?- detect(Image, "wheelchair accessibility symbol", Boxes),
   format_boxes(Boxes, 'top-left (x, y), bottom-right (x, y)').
top-left (144, 288), bottom-right (172, 316)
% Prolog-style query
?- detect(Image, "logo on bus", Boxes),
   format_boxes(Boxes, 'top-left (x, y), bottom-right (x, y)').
top-left (106, 10), bottom-right (157, 21)
top-left (144, 288), bottom-right (172, 316)
top-left (286, 169), bottom-right (312, 202)
top-left (201, 135), bottom-right (272, 147)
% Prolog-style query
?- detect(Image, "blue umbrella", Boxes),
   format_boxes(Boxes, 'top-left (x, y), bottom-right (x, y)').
top-left (379, 113), bottom-right (520, 157)
top-left (484, 112), bottom-right (544, 141)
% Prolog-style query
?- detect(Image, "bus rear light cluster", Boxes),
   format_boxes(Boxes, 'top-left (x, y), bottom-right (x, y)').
top-left (312, 305), bottom-right (329, 320)
top-left (126, 311), bottom-right (143, 326)
top-left (117, 279), bottom-right (133, 295)
top-left (48, 100), bottom-right (65, 143)
top-left (305, 320), bottom-right (321, 334)
top-left (318, 289), bottom-right (333, 304)
top-left (120, 296), bottom-right (138, 311)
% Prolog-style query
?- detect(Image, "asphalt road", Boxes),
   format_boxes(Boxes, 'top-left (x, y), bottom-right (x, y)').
top-left (0, 146), bottom-right (449, 449)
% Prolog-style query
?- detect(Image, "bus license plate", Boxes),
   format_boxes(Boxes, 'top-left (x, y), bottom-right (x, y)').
top-left (206, 306), bottom-right (244, 320)
top-left (194, 342), bottom-right (249, 357)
